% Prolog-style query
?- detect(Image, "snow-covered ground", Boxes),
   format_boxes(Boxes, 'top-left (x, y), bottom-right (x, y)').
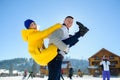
top-left (0, 75), bottom-right (120, 80)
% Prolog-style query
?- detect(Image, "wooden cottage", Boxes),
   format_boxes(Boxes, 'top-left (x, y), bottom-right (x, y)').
top-left (88, 48), bottom-right (120, 76)
top-left (61, 61), bottom-right (70, 75)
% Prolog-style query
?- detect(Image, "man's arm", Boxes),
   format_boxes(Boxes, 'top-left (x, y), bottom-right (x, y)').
top-left (100, 61), bottom-right (102, 65)
top-left (49, 29), bottom-right (68, 51)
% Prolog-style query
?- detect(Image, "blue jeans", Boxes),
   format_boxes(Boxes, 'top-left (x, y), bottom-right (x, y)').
top-left (48, 54), bottom-right (63, 80)
top-left (102, 71), bottom-right (110, 80)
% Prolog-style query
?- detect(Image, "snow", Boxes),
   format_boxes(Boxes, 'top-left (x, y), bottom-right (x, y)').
top-left (0, 69), bottom-right (21, 74)
top-left (0, 69), bottom-right (120, 80)
top-left (0, 75), bottom-right (120, 80)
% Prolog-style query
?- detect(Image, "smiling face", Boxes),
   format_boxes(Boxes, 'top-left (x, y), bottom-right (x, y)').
top-left (64, 17), bottom-right (73, 29)
top-left (29, 22), bottom-right (37, 30)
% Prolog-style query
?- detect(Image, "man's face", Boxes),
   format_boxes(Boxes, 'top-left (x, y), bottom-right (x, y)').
top-left (29, 22), bottom-right (37, 30)
top-left (64, 18), bottom-right (73, 28)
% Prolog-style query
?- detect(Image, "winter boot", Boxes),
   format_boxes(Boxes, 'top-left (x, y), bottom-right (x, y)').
top-left (76, 21), bottom-right (89, 37)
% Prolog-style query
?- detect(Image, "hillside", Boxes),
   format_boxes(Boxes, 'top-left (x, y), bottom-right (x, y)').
top-left (0, 58), bottom-right (89, 74)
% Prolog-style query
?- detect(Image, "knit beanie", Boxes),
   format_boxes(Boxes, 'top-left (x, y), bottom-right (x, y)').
top-left (24, 19), bottom-right (34, 29)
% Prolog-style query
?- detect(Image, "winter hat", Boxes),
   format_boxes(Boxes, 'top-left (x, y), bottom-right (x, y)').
top-left (24, 19), bottom-right (34, 29)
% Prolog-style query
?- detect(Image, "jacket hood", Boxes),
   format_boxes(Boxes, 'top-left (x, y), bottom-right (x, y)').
top-left (21, 29), bottom-right (36, 41)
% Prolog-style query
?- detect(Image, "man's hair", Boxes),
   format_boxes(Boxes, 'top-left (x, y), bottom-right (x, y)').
top-left (63, 16), bottom-right (74, 26)
top-left (65, 16), bottom-right (74, 19)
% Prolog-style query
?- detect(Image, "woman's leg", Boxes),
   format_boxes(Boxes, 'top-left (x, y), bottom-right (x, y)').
top-left (62, 31), bottom-right (80, 47)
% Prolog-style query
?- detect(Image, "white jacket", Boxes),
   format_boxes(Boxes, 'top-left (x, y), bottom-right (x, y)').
top-left (100, 61), bottom-right (110, 71)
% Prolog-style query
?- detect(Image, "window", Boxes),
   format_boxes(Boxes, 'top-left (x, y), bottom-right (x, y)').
top-left (92, 62), bottom-right (99, 66)
top-left (94, 56), bottom-right (100, 60)
top-left (109, 56), bottom-right (114, 59)
top-left (110, 61), bottom-right (118, 67)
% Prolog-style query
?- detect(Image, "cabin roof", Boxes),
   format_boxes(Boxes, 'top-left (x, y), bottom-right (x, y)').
top-left (88, 48), bottom-right (120, 59)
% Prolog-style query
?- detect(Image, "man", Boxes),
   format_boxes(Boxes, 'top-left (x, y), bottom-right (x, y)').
top-left (100, 55), bottom-right (111, 80)
top-left (68, 66), bottom-right (74, 80)
top-left (48, 16), bottom-right (89, 80)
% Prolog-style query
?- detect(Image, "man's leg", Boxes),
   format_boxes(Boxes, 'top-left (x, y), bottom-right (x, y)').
top-left (60, 73), bottom-right (64, 80)
top-left (27, 74), bottom-right (31, 80)
top-left (48, 54), bottom-right (63, 80)
top-left (106, 71), bottom-right (110, 80)
top-left (102, 71), bottom-right (106, 80)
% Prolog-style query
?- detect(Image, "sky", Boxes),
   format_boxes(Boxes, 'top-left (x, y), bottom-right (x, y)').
top-left (0, 0), bottom-right (120, 61)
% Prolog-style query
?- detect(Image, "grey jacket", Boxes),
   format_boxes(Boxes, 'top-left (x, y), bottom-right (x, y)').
top-left (48, 28), bottom-right (68, 51)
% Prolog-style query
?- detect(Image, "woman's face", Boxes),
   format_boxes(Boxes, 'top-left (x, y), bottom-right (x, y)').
top-left (29, 22), bottom-right (37, 30)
